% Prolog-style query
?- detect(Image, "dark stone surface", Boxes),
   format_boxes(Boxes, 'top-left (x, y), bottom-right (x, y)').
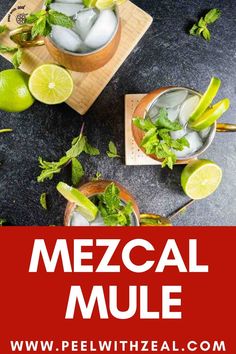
top-left (0, 0), bottom-right (236, 226)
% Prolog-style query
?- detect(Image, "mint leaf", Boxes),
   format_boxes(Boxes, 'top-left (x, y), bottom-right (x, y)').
top-left (92, 172), bottom-right (102, 181)
top-left (132, 117), bottom-right (156, 131)
top-left (31, 15), bottom-right (47, 39)
top-left (133, 108), bottom-right (190, 169)
top-left (84, 139), bottom-right (100, 156)
top-left (0, 44), bottom-right (18, 53)
top-left (204, 9), bottom-right (221, 24)
top-left (0, 218), bottom-right (6, 226)
top-left (154, 108), bottom-right (182, 131)
top-left (97, 183), bottom-right (133, 226)
top-left (102, 183), bottom-right (120, 211)
top-left (0, 25), bottom-right (8, 34)
top-left (203, 28), bottom-right (211, 41)
top-left (26, 8), bottom-right (74, 39)
top-left (45, 0), bottom-right (53, 8)
top-left (12, 48), bottom-right (23, 69)
top-left (106, 141), bottom-right (120, 158)
top-left (40, 193), bottom-right (48, 210)
top-left (37, 126), bottom-right (99, 183)
top-left (71, 158), bottom-right (84, 186)
top-left (48, 10), bottom-right (74, 28)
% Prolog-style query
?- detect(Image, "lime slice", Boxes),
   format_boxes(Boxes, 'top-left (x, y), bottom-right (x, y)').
top-left (95, 0), bottom-right (115, 9)
top-left (57, 182), bottom-right (98, 222)
top-left (189, 77), bottom-right (221, 123)
top-left (189, 98), bottom-right (230, 131)
top-left (29, 64), bottom-right (73, 105)
top-left (181, 160), bottom-right (222, 200)
top-left (83, 0), bottom-right (97, 7)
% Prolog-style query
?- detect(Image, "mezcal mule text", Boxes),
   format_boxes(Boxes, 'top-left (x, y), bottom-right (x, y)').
top-left (29, 239), bottom-right (209, 320)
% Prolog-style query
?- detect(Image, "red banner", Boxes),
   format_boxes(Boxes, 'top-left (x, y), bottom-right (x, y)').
top-left (0, 227), bottom-right (235, 353)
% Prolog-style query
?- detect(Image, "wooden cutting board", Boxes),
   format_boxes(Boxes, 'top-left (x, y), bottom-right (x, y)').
top-left (0, 0), bottom-right (153, 115)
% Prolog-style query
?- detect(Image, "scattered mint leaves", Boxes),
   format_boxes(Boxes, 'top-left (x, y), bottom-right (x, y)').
top-left (37, 125), bottom-right (100, 183)
top-left (0, 129), bottom-right (13, 134)
top-left (189, 9), bottom-right (221, 41)
top-left (71, 158), bottom-right (84, 186)
top-left (25, 8), bottom-right (74, 39)
top-left (0, 25), bottom-right (8, 34)
top-left (40, 193), bottom-right (48, 210)
top-left (97, 183), bottom-right (133, 226)
top-left (106, 141), bottom-right (120, 158)
top-left (133, 108), bottom-right (190, 169)
top-left (0, 218), bottom-right (6, 226)
top-left (92, 172), bottom-right (102, 181)
top-left (12, 48), bottom-right (23, 69)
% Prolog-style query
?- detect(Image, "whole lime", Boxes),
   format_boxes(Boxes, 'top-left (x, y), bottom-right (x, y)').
top-left (0, 69), bottom-right (35, 112)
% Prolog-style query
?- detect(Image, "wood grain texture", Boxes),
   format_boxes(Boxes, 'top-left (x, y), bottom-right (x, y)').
top-left (0, 0), bottom-right (153, 115)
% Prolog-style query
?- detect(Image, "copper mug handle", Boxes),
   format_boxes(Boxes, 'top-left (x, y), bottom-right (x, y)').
top-left (9, 25), bottom-right (45, 48)
top-left (216, 123), bottom-right (236, 132)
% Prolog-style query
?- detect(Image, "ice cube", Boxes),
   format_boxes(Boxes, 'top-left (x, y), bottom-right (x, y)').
top-left (56, 0), bottom-right (83, 3)
top-left (51, 25), bottom-right (83, 52)
top-left (167, 106), bottom-right (180, 122)
top-left (148, 105), bottom-right (159, 121)
top-left (74, 9), bottom-right (98, 41)
top-left (50, 3), bottom-right (84, 16)
top-left (173, 131), bottom-right (203, 158)
top-left (179, 95), bottom-right (200, 126)
top-left (84, 9), bottom-right (118, 49)
top-left (199, 127), bottom-right (211, 139)
top-left (90, 212), bottom-right (105, 226)
top-left (170, 126), bottom-right (188, 140)
top-left (157, 90), bottom-right (188, 108)
top-left (71, 212), bottom-right (90, 226)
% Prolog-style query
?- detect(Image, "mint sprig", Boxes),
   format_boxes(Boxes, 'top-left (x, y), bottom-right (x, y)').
top-left (97, 183), bottom-right (133, 226)
top-left (37, 125), bottom-right (100, 183)
top-left (25, 8), bottom-right (74, 39)
top-left (190, 9), bottom-right (221, 41)
top-left (106, 141), bottom-right (120, 158)
top-left (133, 108), bottom-right (189, 169)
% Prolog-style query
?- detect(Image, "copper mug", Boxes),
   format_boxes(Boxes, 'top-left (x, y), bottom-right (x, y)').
top-left (63, 180), bottom-right (171, 226)
top-left (10, 7), bottom-right (121, 72)
top-left (64, 180), bottom-right (140, 226)
top-left (132, 86), bottom-right (236, 165)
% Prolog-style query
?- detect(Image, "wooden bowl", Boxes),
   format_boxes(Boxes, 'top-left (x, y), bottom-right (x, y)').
top-left (45, 9), bottom-right (121, 72)
top-left (132, 87), bottom-right (216, 165)
top-left (64, 180), bottom-right (140, 226)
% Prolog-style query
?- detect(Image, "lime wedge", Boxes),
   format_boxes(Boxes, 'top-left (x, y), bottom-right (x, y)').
top-left (57, 182), bottom-right (98, 222)
top-left (29, 64), bottom-right (73, 105)
top-left (189, 77), bottom-right (221, 123)
top-left (189, 98), bottom-right (230, 131)
top-left (181, 160), bottom-right (222, 200)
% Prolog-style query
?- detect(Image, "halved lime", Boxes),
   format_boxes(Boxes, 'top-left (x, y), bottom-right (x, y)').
top-left (181, 160), bottom-right (222, 200)
top-left (57, 182), bottom-right (98, 222)
top-left (189, 98), bottom-right (230, 131)
top-left (189, 77), bottom-right (221, 123)
top-left (29, 64), bottom-right (73, 105)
